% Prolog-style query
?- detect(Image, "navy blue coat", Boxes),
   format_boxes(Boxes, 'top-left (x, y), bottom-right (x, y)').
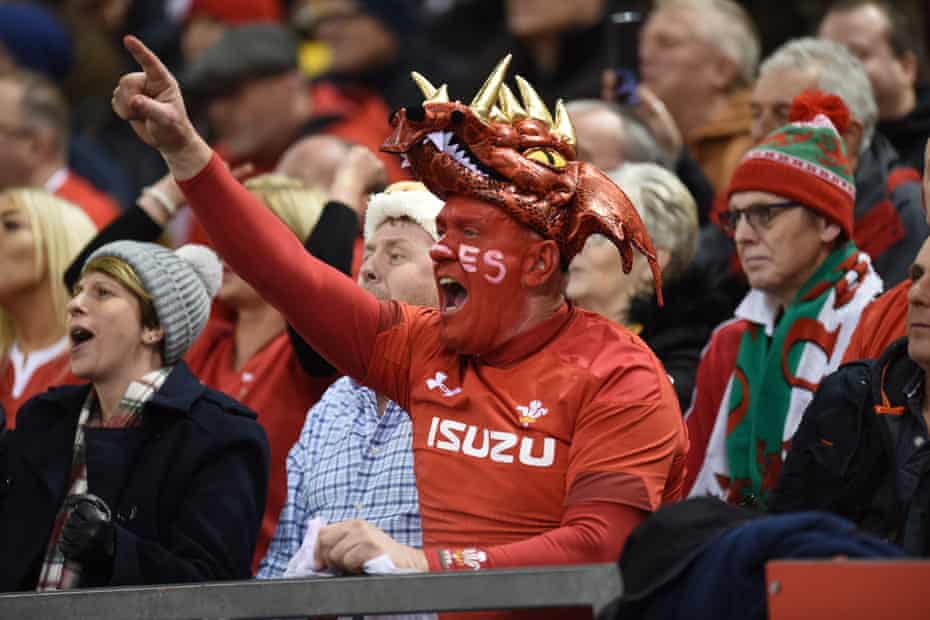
top-left (0, 361), bottom-right (269, 591)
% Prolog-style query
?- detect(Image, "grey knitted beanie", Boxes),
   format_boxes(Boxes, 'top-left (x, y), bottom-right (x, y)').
top-left (84, 241), bottom-right (223, 364)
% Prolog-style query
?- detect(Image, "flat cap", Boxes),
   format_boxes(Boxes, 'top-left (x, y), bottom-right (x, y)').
top-left (181, 23), bottom-right (298, 99)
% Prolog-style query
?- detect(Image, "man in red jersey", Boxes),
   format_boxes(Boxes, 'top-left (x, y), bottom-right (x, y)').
top-left (111, 37), bottom-right (687, 577)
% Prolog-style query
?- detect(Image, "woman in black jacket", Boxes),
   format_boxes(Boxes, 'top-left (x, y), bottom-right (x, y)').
top-left (0, 240), bottom-right (268, 591)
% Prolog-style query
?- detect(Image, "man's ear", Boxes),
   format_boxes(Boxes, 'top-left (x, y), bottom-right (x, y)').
top-left (522, 239), bottom-right (561, 288)
top-left (900, 51), bottom-right (919, 89)
top-left (818, 216), bottom-right (843, 245)
top-left (709, 52), bottom-right (739, 91)
top-left (842, 119), bottom-right (864, 169)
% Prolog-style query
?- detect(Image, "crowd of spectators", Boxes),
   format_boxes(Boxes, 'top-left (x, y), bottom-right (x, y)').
top-left (2, 0), bottom-right (930, 617)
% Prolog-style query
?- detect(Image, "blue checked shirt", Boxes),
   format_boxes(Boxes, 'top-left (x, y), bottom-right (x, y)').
top-left (258, 377), bottom-right (421, 579)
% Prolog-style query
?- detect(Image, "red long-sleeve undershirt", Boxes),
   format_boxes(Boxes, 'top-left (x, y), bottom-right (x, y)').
top-left (179, 154), bottom-right (381, 381)
top-left (179, 153), bottom-right (646, 568)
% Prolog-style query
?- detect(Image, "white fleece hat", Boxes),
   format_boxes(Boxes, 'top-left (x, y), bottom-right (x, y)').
top-left (363, 181), bottom-right (444, 242)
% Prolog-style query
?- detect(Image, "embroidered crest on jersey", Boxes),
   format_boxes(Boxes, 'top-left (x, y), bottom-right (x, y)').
top-left (516, 399), bottom-right (548, 427)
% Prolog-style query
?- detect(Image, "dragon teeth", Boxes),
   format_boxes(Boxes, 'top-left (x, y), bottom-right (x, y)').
top-left (400, 154), bottom-right (411, 169)
top-left (425, 130), bottom-right (452, 151)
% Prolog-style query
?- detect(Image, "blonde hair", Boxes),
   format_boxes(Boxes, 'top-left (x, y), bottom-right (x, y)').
top-left (80, 255), bottom-right (159, 329)
top-left (244, 173), bottom-right (327, 241)
top-left (0, 189), bottom-right (96, 356)
top-left (609, 163), bottom-right (698, 284)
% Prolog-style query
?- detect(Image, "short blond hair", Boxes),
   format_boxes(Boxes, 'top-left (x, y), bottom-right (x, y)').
top-left (609, 163), bottom-right (698, 283)
top-left (0, 189), bottom-right (96, 356)
top-left (244, 173), bottom-right (327, 241)
top-left (81, 255), bottom-right (159, 329)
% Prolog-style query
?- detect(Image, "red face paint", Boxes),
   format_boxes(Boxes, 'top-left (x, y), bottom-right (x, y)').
top-left (430, 195), bottom-right (539, 355)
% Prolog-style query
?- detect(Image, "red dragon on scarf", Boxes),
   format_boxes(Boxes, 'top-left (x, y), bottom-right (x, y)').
top-left (381, 55), bottom-right (663, 303)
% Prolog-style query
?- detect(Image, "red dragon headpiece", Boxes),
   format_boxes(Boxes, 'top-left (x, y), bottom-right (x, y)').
top-left (381, 55), bottom-right (663, 304)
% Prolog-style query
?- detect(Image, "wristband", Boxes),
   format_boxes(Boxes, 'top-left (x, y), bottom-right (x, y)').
top-left (142, 185), bottom-right (179, 218)
top-left (437, 547), bottom-right (488, 570)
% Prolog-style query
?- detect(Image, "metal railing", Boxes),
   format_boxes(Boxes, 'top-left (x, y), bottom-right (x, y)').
top-left (0, 563), bottom-right (622, 619)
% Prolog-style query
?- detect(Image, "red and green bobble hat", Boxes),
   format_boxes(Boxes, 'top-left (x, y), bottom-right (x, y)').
top-left (726, 90), bottom-right (856, 239)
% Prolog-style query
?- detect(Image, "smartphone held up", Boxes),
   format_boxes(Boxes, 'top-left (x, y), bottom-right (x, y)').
top-left (608, 11), bottom-right (643, 106)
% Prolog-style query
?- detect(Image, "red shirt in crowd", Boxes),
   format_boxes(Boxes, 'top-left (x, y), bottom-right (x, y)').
top-left (179, 154), bottom-right (688, 580)
top-left (842, 280), bottom-right (909, 363)
top-left (1, 340), bottom-right (81, 429)
top-left (49, 169), bottom-right (120, 230)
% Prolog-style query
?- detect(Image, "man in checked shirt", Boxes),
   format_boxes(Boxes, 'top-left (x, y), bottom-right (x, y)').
top-left (258, 183), bottom-right (443, 578)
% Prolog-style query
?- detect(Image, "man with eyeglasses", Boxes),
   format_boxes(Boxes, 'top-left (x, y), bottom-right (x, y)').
top-left (683, 91), bottom-right (884, 508)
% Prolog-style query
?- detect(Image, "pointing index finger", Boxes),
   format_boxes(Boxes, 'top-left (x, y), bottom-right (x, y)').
top-left (123, 35), bottom-right (173, 83)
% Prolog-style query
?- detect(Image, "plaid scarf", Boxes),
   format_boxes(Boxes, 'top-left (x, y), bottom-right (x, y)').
top-left (36, 367), bottom-right (172, 591)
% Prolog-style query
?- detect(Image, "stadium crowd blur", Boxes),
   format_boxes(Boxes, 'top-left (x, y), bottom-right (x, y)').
top-left (3, 0), bottom-right (930, 617)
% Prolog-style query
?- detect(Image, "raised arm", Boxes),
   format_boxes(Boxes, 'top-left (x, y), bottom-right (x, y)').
top-left (112, 36), bottom-right (383, 380)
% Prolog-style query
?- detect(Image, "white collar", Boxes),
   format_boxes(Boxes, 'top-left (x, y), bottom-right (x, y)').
top-left (43, 168), bottom-right (69, 193)
top-left (8, 337), bottom-right (70, 398)
top-left (733, 289), bottom-right (782, 337)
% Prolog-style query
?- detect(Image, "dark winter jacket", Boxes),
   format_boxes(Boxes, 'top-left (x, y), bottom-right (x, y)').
top-left (877, 85), bottom-right (930, 172)
top-left (772, 338), bottom-right (930, 554)
top-left (598, 498), bottom-right (905, 620)
top-left (852, 132), bottom-right (928, 287)
top-left (0, 362), bottom-right (269, 591)
top-left (628, 264), bottom-right (736, 411)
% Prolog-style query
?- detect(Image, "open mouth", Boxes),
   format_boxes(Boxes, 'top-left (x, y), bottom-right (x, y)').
top-left (406, 130), bottom-right (508, 182)
top-left (438, 276), bottom-right (468, 314)
top-left (69, 326), bottom-right (95, 349)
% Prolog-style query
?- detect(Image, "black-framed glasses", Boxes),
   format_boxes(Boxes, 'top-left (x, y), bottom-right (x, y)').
top-left (719, 201), bottom-right (802, 235)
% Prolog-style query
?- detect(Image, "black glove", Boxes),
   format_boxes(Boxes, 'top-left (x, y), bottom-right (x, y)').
top-left (60, 493), bottom-right (115, 565)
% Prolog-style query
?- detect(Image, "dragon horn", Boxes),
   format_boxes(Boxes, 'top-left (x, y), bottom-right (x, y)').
top-left (411, 71), bottom-right (438, 99)
top-left (489, 105), bottom-right (508, 123)
top-left (497, 84), bottom-right (528, 121)
top-left (470, 54), bottom-right (512, 119)
top-left (428, 84), bottom-right (450, 104)
top-left (553, 99), bottom-right (576, 147)
top-left (515, 75), bottom-right (554, 126)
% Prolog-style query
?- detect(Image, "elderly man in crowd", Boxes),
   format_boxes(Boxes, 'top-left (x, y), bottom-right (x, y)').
top-left (685, 92), bottom-right (883, 508)
top-left (181, 22), bottom-right (404, 180)
top-left (639, 0), bottom-right (759, 193)
top-left (113, 38), bottom-right (687, 595)
top-left (259, 181), bottom-right (441, 579)
top-left (819, 0), bottom-right (929, 171)
top-left (718, 37), bottom-right (927, 288)
top-left (0, 70), bottom-right (119, 229)
top-left (565, 99), bottom-right (667, 171)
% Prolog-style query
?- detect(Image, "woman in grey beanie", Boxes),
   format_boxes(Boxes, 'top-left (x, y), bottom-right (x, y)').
top-left (0, 241), bottom-right (269, 592)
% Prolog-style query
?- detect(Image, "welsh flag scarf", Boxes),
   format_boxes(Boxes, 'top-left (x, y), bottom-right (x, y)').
top-left (723, 241), bottom-right (880, 507)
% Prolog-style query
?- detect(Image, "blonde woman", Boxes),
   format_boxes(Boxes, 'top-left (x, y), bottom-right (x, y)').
top-left (0, 189), bottom-right (96, 426)
top-left (566, 163), bottom-right (732, 410)
top-left (64, 160), bottom-right (376, 570)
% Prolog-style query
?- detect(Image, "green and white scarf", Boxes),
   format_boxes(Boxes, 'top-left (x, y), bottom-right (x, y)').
top-left (690, 242), bottom-right (882, 507)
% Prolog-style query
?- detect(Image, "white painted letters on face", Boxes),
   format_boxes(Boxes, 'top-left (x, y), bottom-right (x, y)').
top-left (483, 249), bottom-right (506, 284)
top-left (459, 244), bottom-right (479, 272)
